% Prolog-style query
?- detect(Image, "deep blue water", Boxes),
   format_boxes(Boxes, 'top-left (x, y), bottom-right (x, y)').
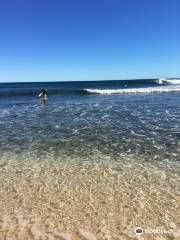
top-left (0, 79), bottom-right (157, 97)
top-left (0, 78), bottom-right (179, 97)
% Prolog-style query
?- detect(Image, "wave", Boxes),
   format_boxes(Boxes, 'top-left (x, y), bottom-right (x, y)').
top-left (0, 79), bottom-right (180, 97)
top-left (156, 78), bottom-right (180, 85)
top-left (84, 86), bottom-right (180, 95)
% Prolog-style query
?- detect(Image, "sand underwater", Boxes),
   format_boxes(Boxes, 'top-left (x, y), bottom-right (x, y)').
top-left (0, 152), bottom-right (180, 240)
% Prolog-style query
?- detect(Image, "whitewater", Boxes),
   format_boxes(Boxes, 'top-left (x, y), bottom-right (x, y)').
top-left (84, 79), bottom-right (180, 94)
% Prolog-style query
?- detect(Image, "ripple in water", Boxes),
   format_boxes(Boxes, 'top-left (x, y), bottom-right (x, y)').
top-left (0, 93), bottom-right (180, 239)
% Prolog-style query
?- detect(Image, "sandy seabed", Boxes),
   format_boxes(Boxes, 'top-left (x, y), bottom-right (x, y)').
top-left (0, 151), bottom-right (180, 240)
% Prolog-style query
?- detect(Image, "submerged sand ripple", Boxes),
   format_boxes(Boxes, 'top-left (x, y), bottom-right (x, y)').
top-left (0, 152), bottom-right (180, 240)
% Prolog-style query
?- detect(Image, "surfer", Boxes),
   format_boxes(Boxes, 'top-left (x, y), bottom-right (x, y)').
top-left (39, 88), bottom-right (48, 99)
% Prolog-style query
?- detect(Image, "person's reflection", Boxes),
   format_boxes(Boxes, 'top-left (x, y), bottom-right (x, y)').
top-left (42, 98), bottom-right (48, 105)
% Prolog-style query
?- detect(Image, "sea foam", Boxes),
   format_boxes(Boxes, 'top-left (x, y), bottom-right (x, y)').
top-left (84, 86), bottom-right (180, 94)
top-left (157, 78), bottom-right (180, 84)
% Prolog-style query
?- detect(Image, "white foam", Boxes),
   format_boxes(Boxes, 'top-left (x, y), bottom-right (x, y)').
top-left (84, 86), bottom-right (180, 95)
top-left (157, 78), bottom-right (180, 85)
top-left (166, 79), bottom-right (180, 84)
top-left (0, 110), bottom-right (10, 118)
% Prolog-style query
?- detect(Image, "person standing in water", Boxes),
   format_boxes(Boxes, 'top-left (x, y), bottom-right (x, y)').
top-left (39, 88), bottom-right (48, 99)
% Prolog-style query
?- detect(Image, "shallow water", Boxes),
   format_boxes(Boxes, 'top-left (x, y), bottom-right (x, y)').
top-left (0, 84), bottom-right (180, 239)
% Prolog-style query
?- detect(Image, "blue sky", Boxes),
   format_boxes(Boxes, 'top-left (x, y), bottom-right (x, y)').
top-left (0, 0), bottom-right (180, 82)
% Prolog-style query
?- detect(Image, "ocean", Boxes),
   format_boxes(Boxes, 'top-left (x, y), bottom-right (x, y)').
top-left (0, 79), bottom-right (180, 239)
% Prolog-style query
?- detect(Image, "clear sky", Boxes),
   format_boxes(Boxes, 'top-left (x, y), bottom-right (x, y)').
top-left (0, 0), bottom-right (180, 82)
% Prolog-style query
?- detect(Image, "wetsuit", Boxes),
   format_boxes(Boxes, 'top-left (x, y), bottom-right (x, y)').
top-left (39, 88), bottom-right (48, 98)
top-left (42, 89), bottom-right (48, 96)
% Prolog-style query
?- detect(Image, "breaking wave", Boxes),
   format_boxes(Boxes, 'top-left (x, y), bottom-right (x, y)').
top-left (0, 79), bottom-right (180, 97)
top-left (84, 86), bottom-right (180, 95)
top-left (156, 78), bottom-right (180, 85)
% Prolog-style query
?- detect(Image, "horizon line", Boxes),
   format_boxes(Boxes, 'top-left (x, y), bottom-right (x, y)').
top-left (1, 77), bottom-right (180, 84)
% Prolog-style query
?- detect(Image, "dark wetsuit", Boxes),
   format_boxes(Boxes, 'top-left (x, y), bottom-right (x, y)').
top-left (41, 88), bottom-right (48, 97)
